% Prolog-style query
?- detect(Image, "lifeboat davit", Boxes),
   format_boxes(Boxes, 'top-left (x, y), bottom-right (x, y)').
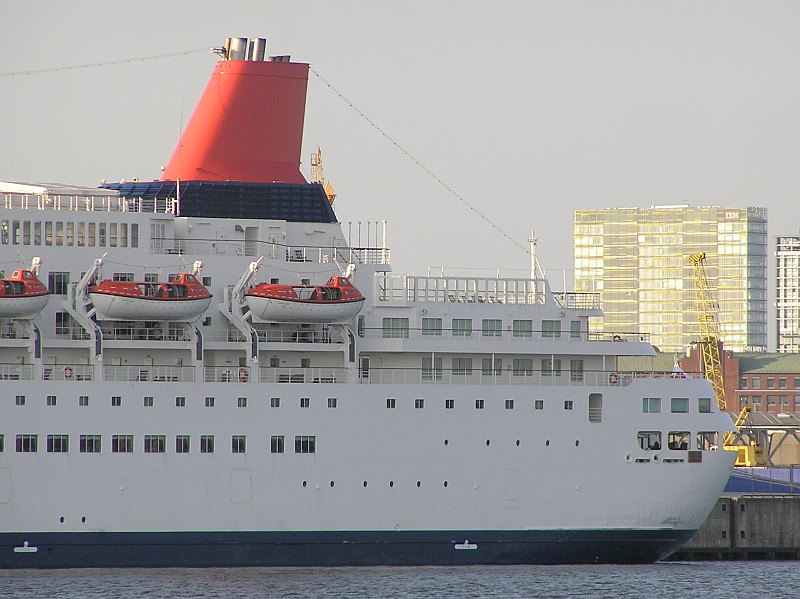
top-left (90, 272), bottom-right (212, 321)
top-left (0, 262), bottom-right (50, 318)
top-left (246, 276), bottom-right (364, 323)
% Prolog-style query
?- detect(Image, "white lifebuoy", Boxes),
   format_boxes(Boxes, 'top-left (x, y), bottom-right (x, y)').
top-left (238, 367), bottom-right (249, 383)
top-left (609, 372), bottom-right (619, 385)
top-left (64, 366), bottom-right (73, 380)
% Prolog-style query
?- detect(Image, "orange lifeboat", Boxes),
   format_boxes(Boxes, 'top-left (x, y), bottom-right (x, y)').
top-left (90, 272), bottom-right (212, 321)
top-left (246, 276), bottom-right (364, 323)
top-left (0, 266), bottom-right (50, 318)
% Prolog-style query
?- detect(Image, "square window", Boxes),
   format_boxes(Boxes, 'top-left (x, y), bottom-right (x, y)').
top-left (294, 435), bottom-right (316, 453)
top-left (111, 395), bottom-right (122, 407)
top-left (542, 320), bottom-right (561, 338)
top-left (270, 397), bottom-right (281, 408)
top-left (422, 317), bottom-right (442, 336)
top-left (176, 396), bottom-right (186, 407)
top-left (271, 435), bottom-right (285, 454)
top-left (482, 319), bottom-right (502, 337)
top-left (176, 435), bottom-right (190, 453)
top-left (698, 397), bottom-right (712, 413)
top-left (386, 398), bottom-right (396, 409)
top-left (671, 397), bottom-right (689, 413)
top-left (642, 397), bottom-right (661, 413)
top-left (475, 399), bottom-right (485, 409)
top-left (237, 397), bottom-right (247, 408)
top-left (200, 435), bottom-right (215, 454)
top-left (451, 318), bottom-right (473, 337)
top-left (564, 400), bottom-right (573, 410)
top-left (205, 396), bottom-right (215, 408)
top-left (445, 399), bottom-right (455, 409)
top-left (382, 317), bottom-right (409, 338)
top-left (232, 435), bottom-right (246, 454)
top-left (79, 434), bottom-right (101, 453)
top-left (143, 396), bottom-right (154, 407)
top-left (415, 398), bottom-right (425, 409)
top-left (111, 435), bottom-right (134, 453)
top-left (79, 395), bottom-right (89, 406)
top-left (512, 320), bottom-right (533, 338)
top-left (452, 357), bottom-right (472, 376)
top-left (15, 395), bottom-right (25, 406)
top-left (300, 397), bottom-right (310, 408)
top-left (505, 399), bottom-right (515, 410)
top-left (46, 434), bottom-right (69, 453)
top-left (534, 400), bottom-right (544, 410)
top-left (46, 395), bottom-right (57, 406)
top-left (513, 359), bottom-right (534, 376)
top-left (144, 435), bottom-right (166, 453)
top-left (328, 397), bottom-right (337, 408)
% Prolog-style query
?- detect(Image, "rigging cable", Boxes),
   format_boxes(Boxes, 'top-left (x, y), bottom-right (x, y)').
top-left (310, 67), bottom-right (531, 257)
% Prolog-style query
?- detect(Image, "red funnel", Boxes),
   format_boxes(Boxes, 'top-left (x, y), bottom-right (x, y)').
top-left (161, 58), bottom-right (309, 184)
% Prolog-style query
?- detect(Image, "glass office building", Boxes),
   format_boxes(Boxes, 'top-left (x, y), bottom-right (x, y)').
top-left (573, 206), bottom-right (767, 353)
top-left (776, 235), bottom-right (800, 353)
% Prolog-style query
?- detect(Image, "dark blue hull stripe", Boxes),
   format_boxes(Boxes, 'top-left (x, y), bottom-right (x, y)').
top-left (0, 529), bottom-right (695, 568)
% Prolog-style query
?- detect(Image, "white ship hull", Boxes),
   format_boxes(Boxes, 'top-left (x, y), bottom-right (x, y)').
top-left (246, 296), bottom-right (364, 323)
top-left (90, 292), bottom-right (212, 321)
top-left (0, 294), bottom-right (48, 319)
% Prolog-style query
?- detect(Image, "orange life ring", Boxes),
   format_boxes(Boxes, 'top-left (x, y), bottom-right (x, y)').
top-left (64, 366), bottom-right (73, 380)
top-left (238, 367), bottom-right (249, 383)
top-left (609, 372), bottom-right (619, 385)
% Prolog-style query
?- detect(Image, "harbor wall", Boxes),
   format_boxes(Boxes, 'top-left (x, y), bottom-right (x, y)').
top-left (669, 495), bottom-right (800, 560)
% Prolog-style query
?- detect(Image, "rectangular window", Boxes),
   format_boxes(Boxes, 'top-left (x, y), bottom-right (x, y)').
top-left (482, 319), bottom-right (502, 337)
top-left (47, 434), bottom-right (69, 453)
top-left (588, 393), bottom-right (603, 423)
top-left (422, 356), bottom-right (443, 381)
top-left (294, 435), bottom-right (316, 454)
top-left (386, 397), bottom-right (396, 409)
top-left (513, 358), bottom-right (534, 376)
top-left (0, 434), bottom-right (3, 452)
top-left (271, 435), bottom-right (285, 454)
top-left (112, 272), bottom-right (135, 282)
top-left (794, 377), bottom-right (800, 389)
top-left (739, 377), bottom-right (748, 389)
top-left (452, 357), bottom-right (472, 376)
top-left (131, 223), bottom-right (139, 248)
top-left (15, 395), bottom-right (25, 406)
top-left (48, 271), bottom-right (70, 295)
top-left (200, 435), bottom-right (215, 454)
top-left (505, 399), bottom-right (515, 410)
top-left (451, 318), bottom-right (473, 337)
top-left (481, 358), bottom-right (502, 376)
top-left (205, 396), bottom-right (215, 407)
top-left (570, 320), bottom-right (582, 339)
top-left (570, 359), bottom-right (584, 382)
top-left (512, 320), bottom-right (533, 338)
top-left (176, 435), bottom-right (190, 453)
top-left (328, 397), bottom-right (337, 408)
top-left (697, 431), bottom-right (719, 451)
top-left (34, 221), bottom-right (42, 245)
top-left (671, 397), bottom-right (689, 413)
top-left (270, 397), bottom-right (281, 408)
top-left (237, 397), bottom-right (247, 408)
top-left (475, 399), bottom-right (485, 409)
top-left (80, 434), bottom-right (101, 453)
top-left (176, 396), bottom-right (186, 407)
top-left (300, 397), bottom-right (310, 408)
top-left (767, 377), bottom-right (775, 389)
top-left (751, 378), bottom-right (761, 389)
top-left (698, 397), bottom-right (712, 413)
top-left (421, 317), bottom-right (442, 336)
top-left (144, 435), bottom-right (166, 453)
top-left (542, 320), bottom-right (561, 338)
top-left (445, 398), bottom-right (455, 409)
top-left (231, 435), bottom-right (246, 454)
top-left (55, 312), bottom-right (73, 335)
top-left (779, 377), bottom-right (787, 389)
top-left (564, 400), bottom-right (574, 410)
top-left (111, 395), bottom-right (122, 407)
top-left (541, 358), bottom-right (561, 377)
top-left (637, 431), bottom-right (662, 451)
top-left (16, 434), bottom-right (38, 453)
top-left (79, 395), bottom-right (89, 407)
top-left (143, 396), bottom-right (154, 407)
top-left (415, 398), bottom-right (425, 409)
top-left (382, 317), bottom-right (409, 338)
top-left (112, 435), bottom-right (134, 453)
top-left (668, 431), bottom-right (690, 450)
top-left (46, 395), bottom-right (57, 406)
top-left (642, 397), bottom-right (661, 413)
top-left (45, 221), bottom-right (52, 245)
top-left (534, 399), bottom-right (544, 410)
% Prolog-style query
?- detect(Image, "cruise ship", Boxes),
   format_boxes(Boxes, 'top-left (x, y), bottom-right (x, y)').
top-left (0, 37), bottom-right (735, 568)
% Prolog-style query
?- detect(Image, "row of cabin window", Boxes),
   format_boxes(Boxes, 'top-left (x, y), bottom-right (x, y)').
top-left (382, 318), bottom-right (579, 338)
top-left (16, 395), bottom-right (576, 411)
top-left (0, 220), bottom-right (139, 248)
top-left (638, 430), bottom-right (719, 451)
top-left (6, 434), bottom-right (316, 454)
top-left (642, 397), bottom-right (714, 413)
top-left (47, 271), bottom-right (211, 296)
top-left (422, 357), bottom-right (582, 378)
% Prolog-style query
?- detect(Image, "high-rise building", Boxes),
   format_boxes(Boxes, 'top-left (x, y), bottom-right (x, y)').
top-left (776, 235), bottom-right (800, 353)
top-left (573, 206), bottom-right (768, 353)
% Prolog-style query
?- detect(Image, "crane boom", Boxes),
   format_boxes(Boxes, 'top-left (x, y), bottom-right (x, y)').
top-left (688, 252), bottom-right (727, 411)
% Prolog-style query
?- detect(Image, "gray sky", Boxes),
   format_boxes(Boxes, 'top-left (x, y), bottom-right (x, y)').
top-left (2, 1), bottom-right (799, 288)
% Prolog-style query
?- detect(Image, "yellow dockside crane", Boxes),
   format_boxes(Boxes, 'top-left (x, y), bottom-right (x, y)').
top-left (689, 252), bottom-right (766, 466)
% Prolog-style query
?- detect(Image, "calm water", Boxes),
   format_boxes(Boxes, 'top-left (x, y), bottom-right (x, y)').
top-left (1, 562), bottom-right (798, 598)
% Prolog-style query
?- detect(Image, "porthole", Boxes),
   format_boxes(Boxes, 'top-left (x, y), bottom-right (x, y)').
top-left (416, 481), bottom-right (421, 487)
top-left (515, 440), bottom-right (520, 446)
top-left (486, 439), bottom-right (491, 446)
top-left (59, 516), bottom-right (64, 523)
top-left (444, 439), bottom-right (449, 446)
top-left (330, 481), bottom-right (335, 488)
top-left (81, 516), bottom-right (86, 523)
top-left (389, 480), bottom-right (394, 488)
top-left (363, 481), bottom-right (368, 488)
top-left (575, 440), bottom-right (580, 447)
top-left (545, 440), bottom-right (550, 447)
top-left (302, 480), bottom-right (307, 487)
top-left (443, 481), bottom-right (448, 488)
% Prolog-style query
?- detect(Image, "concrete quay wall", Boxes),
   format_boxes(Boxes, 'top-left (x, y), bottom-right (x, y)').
top-left (669, 495), bottom-right (800, 560)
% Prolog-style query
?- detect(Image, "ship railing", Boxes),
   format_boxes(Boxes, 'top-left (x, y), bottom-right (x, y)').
top-left (103, 365), bottom-right (195, 382)
top-left (374, 274), bottom-right (548, 305)
top-left (552, 292), bottom-right (601, 310)
top-left (99, 326), bottom-right (192, 342)
top-left (43, 364), bottom-right (94, 381)
top-left (0, 363), bottom-right (34, 380)
top-left (358, 368), bottom-right (701, 386)
top-left (259, 367), bottom-right (349, 384)
top-left (223, 328), bottom-right (344, 344)
top-left (360, 327), bottom-right (651, 344)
